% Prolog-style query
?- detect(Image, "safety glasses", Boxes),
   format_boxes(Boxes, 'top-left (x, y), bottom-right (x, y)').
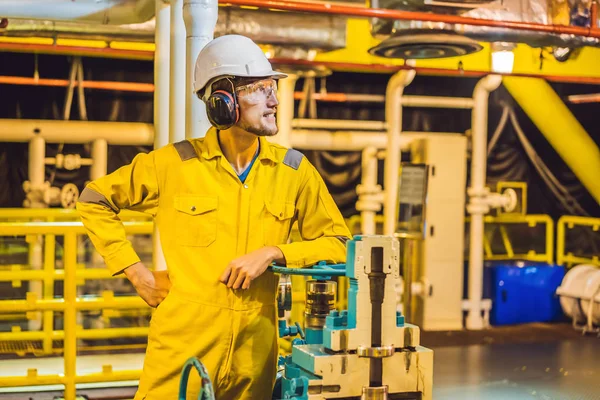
top-left (235, 79), bottom-right (278, 104)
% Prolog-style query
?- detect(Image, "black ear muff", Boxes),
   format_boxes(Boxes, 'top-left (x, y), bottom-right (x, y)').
top-left (206, 90), bottom-right (239, 130)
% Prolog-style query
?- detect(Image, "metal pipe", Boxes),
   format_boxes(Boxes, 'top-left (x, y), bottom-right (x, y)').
top-left (90, 139), bottom-right (108, 180)
top-left (0, 0), bottom-right (156, 25)
top-left (170, 0), bottom-right (186, 143)
top-left (466, 74), bottom-right (502, 331)
top-left (2, 52), bottom-right (600, 85)
top-left (223, 0), bottom-right (600, 38)
top-left (360, 147), bottom-right (379, 235)
top-left (154, 0), bottom-right (170, 272)
top-left (183, 0), bottom-right (218, 139)
top-left (294, 92), bottom-right (385, 103)
top-left (0, 76), bottom-right (155, 92)
top-left (275, 73), bottom-right (298, 148)
top-left (567, 93), bottom-right (600, 103)
top-left (0, 119), bottom-right (154, 145)
top-left (402, 95), bottom-right (474, 109)
top-left (154, 0), bottom-right (170, 150)
top-left (292, 119), bottom-right (386, 131)
top-left (27, 136), bottom-right (45, 333)
top-left (383, 69), bottom-right (415, 236)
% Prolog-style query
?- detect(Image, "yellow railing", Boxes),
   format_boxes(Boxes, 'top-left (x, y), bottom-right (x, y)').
top-left (478, 214), bottom-right (554, 264)
top-left (0, 221), bottom-right (153, 400)
top-left (557, 216), bottom-right (600, 267)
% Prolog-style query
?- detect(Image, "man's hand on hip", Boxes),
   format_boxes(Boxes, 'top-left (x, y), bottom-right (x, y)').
top-left (124, 262), bottom-right (171, 307)
top-left (220, 246), bottom-right (284, 290)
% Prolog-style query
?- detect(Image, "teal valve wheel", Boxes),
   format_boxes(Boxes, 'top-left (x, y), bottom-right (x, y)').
top-left (179, 357), bottom-right (216, 400)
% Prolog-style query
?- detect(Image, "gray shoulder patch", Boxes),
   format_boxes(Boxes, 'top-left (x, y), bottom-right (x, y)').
top-left (173, 140), bottom-right (197, 161)
top-left (79, 187), bottom-right (119, 214)
top-left (283, 149), bottom-right (304, 170)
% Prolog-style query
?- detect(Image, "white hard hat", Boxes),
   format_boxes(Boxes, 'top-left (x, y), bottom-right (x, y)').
top-left (193, 34), bottom-right (287, 100)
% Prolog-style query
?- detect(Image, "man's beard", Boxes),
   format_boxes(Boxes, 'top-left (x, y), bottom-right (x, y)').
top-left (240, 120), bottom-right (278, 137)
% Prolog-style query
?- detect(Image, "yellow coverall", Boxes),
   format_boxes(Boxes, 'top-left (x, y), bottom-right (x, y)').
top-left (76, 127), bottom-right (351, 399)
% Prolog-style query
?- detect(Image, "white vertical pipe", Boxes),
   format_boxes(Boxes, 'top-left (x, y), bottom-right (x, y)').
top-left (155, 0), bottom-right (170, 150)
top-left (28, 136), bottom-right (45, 331)
top-left (466, 74), bottom-right (502, 330)
top-left (28, 137), bottom-right (46, 206)
top-left (90, 139), bottom-right (107, 180)
top-left (183, 0), bottom-right (218, 139)
top-left (383, 70), bottom-right (415, 236)
top-left (360, 147), bottom-right (379, 235)
top-left (154, 0), bottom-right (170, 271)
top-left (170, 0), bottom-right (186, 144)
top-left (275, 73), bottom-right (297, 148)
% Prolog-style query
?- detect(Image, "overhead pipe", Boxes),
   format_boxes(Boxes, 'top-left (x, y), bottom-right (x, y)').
top-left (0, 76), bottom-right (155, 92)
top-left (170, 0), bottom-right (186, 143)
top-left (2, 45), bottom-right (600, 85)
top-left (503, 77), bottom-right (600, 205)
top-left (465, 74), bottom-right (503, 331)
top-left (567, 93), bottom-right (600, 104)
top-left (383, 69), bottom-right (415, 236)
top-left (0, 0), bottom-right (155, 25)
top-left (292, 119), bottom-right (386, 131)
top-left (402, 95), bottom-right (474, 109)
top-left (183, 0), bottom-right (218, 139)
top-left (223, 0), bottom-right (600, 38)
top-left (0, 119), bottom-right (154, 145)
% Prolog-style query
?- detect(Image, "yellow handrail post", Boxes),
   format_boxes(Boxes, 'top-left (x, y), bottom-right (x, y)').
top-left (557, 217), bottom-right (566, 266)
top-left (43, 234), bottom-right (55, 355)
top-left (63, 232), bottom-right (78, 400)
top-left (546, 218), bottom-right (554, 265)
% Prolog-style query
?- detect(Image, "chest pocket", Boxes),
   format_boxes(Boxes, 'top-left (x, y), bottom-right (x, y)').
top-left (174, 195), bottom-right (218, 247)
top-left (263, 199), bottom-right (295, 246)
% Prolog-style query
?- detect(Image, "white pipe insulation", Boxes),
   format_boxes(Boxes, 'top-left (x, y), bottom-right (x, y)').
top-left (0, 0), bottom-right (156, 25)
top-left (153, 0), bottom-right (169, 272)
top-left (465, 74), bottom-right (503, 331)
top-left (0, 119), bottom-right (154, 145)
top-left (183, 0), bottom-right (217, 139)
top-left (170, 0), bottom-right (187, 144)
top-left (383, 69), bottom-right (416, 236)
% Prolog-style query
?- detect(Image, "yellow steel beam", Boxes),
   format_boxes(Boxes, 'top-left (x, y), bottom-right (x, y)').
top-left (503, 77), bottom-right (600, 205)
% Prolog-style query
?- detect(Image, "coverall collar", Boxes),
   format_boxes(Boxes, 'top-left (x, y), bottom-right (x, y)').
top-left (201, 127), bottom-right (279, 164)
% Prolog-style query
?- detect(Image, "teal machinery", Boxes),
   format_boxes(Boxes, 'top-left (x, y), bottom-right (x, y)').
top-left (179, 235), bottom-right (433, 400)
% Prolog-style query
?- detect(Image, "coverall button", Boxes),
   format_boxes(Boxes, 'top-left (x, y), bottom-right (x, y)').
top-left (243, 184), bottom-right (248, 189)
top-left (191, 205), bottom-right (196, 212)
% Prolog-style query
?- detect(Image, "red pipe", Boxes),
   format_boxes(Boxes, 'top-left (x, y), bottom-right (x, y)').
top-left (567, 93), bottom-right (600, 103)
top-left (0, 42), bottom-right (154, 60)
top-left (222, 0), bottom-right (600, 38)
top-left (0, 76), bottom-right (154, 92)
top-left (592, 1), bottom-right (598, 29)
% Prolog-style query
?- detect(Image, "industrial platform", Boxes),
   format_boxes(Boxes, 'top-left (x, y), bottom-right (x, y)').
top-left (0, 325), bottom-right (597, 400)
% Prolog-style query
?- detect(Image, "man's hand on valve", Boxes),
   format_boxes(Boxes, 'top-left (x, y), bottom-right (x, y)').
top-left (219, 246), bottom-right (284, 289)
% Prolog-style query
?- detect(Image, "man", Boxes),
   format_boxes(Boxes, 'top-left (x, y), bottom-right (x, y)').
top-left (77, 34), bottom-right (351, 399)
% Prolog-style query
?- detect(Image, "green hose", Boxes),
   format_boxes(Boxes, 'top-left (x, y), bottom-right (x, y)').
top-left (178, 357), bottom-right (216, 400)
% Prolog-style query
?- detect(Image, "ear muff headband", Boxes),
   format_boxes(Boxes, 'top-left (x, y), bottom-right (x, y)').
top-left (206, 89), bottom-right (239, 130)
